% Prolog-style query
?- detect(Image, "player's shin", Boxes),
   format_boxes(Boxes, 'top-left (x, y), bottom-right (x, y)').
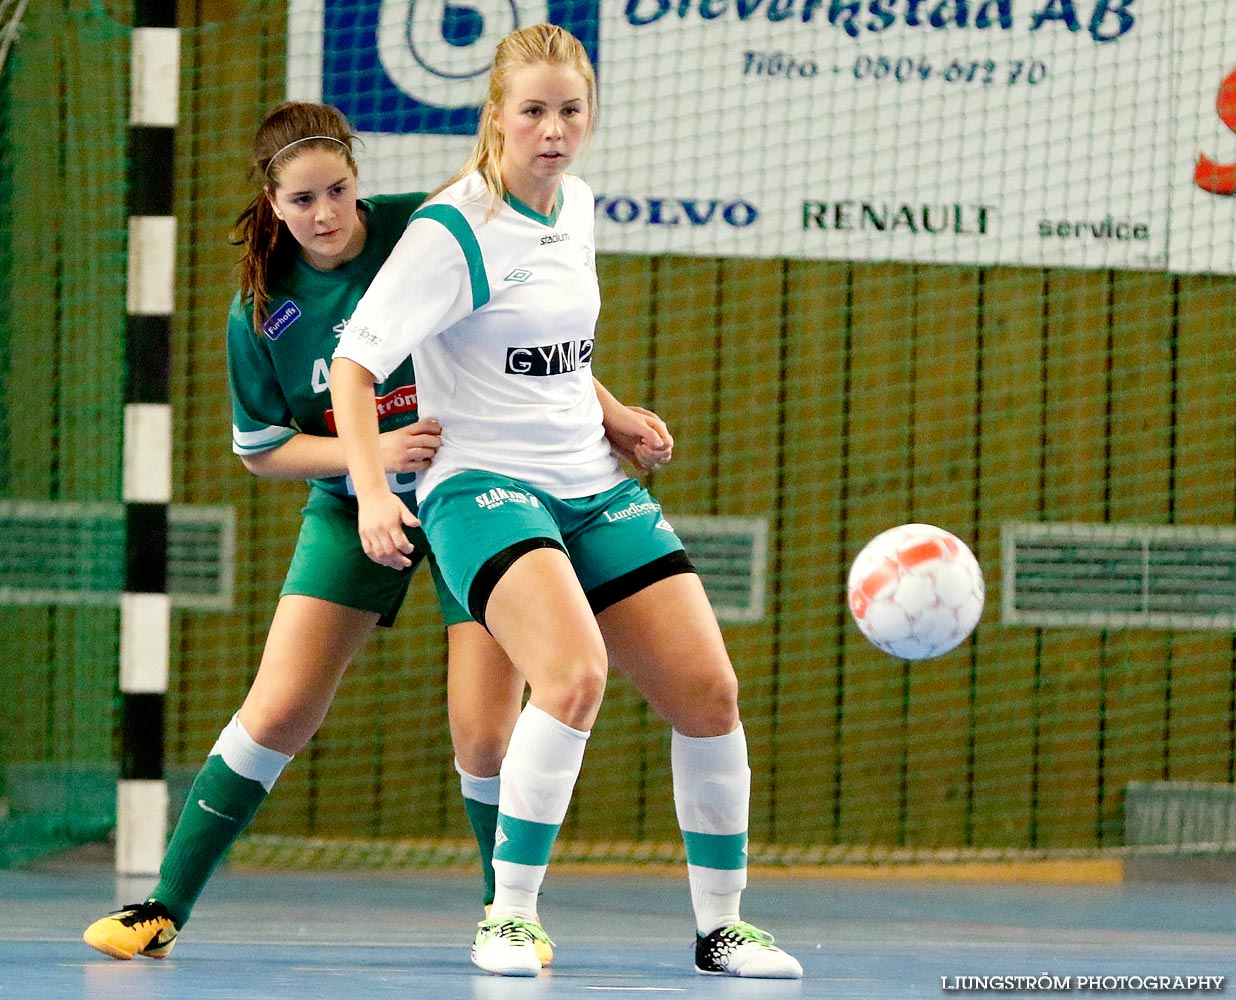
top-left (490, 704), bottom-right (588, 918)
top-left (456, 761), bottom-right (500, 906)
top-left (154, 714), bottom-right (292, 926)
top-left (671, 725), bottom-right (751, 934)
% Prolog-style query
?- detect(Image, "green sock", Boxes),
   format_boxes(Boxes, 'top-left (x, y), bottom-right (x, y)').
top-left (152, 754), bottom-right (268, 927)
top-left (463, 796), bottom-right (498, 906)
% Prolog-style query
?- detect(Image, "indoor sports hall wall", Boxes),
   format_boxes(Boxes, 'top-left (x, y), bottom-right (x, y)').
top-left (2, 1), bottom-right (1234, 867)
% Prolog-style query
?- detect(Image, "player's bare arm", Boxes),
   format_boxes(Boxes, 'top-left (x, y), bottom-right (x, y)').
top-left (239, 418), bottom-right (443, 481)
top-left (329, 356), bottom-right (420, 570)
top-left (593, 378), bottom-right (674, 471)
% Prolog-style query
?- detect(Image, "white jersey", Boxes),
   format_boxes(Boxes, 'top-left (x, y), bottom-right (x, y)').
top-left (334, 171), bottom-right (623, 502)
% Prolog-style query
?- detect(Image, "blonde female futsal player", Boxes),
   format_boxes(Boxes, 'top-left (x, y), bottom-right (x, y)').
top-left (83, 101), bottom-right (672, 962)
top-left (331, 24), bottom-right (803, 980)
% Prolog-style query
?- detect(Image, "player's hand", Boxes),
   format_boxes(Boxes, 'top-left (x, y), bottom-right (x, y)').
top-left (605, 405), bottom-right (674, 472)
top-left (379, 418), bottom-right (441, 474)
top-left (356, 488), bottom-right (420, 570)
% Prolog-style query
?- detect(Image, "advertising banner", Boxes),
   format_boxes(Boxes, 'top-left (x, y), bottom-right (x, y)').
top-left (1169, 2), bottom-right (1236, 276)
top-left (287, 1), bottom-right (1231, 274)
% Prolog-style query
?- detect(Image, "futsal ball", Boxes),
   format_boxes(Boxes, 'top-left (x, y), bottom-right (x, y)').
top-left (847, 523), bottom-right (985, 660)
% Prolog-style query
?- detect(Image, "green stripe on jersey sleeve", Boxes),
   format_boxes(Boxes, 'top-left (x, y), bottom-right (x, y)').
top-left (413, 204), bottom-right (490, 311)
top-left (232, 423), bottom-right (296, 454)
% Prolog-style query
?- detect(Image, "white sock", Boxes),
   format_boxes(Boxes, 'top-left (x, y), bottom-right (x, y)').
top-left (455, 759), bottom-right (501, 805)
top-left (491, 704), bottom-right (589, 920)
top-left (210, 714), bottom-right (292, 793)
top-left (672, 725), bottom-right (750, 934)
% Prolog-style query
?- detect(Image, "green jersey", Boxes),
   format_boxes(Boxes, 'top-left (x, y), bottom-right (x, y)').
top-left (228, 192), bottom-right (426, 499)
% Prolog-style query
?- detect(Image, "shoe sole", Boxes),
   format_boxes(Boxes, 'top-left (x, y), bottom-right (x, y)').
top-left (694, 963), bottom-right (802, 979)
top-left (83, 929), bottom-right (175, 961)
top-left (471, 955), bottom-right (540, 977)
top-left (83, 931), bottom-right (135, 961)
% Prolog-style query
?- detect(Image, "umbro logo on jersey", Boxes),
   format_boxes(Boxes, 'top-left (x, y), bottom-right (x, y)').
top-left (505, 268), bottom-right (532, 283)
top-left (656, 518), bottom-right (674, 532)
top-left (262, 300), bottom-right (302, 341)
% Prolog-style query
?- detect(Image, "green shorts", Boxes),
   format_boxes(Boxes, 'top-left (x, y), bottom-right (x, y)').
top-left (418, 471), bottom-right (694, 627)
top-left (281, 486), bottom-right (470, 628)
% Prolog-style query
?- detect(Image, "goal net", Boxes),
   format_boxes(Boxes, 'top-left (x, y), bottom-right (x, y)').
top-left (2, 0), bottom-right (1235, 872)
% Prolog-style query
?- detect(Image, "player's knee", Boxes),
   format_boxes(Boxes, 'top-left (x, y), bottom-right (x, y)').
top-left (565, 657), bottom-right (608, 716)
top-left (239, 700), bottom-right (324, 755)
top-left (678, 669), bottom-right (740, 736)
top-left (538, 656), bottom-right (607, 729)
top-left (453, 732), bottom-right (509, 776)
top-left (703, 660), bottom-right (740, 713)
top-left (238, 717), bottom-right (316, 757)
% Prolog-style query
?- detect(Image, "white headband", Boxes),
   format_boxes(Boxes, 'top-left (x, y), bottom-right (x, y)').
top-left (264, 135), bottom-right (349, 178)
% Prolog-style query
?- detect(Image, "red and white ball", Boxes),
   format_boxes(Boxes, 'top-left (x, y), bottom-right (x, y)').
top-left (847, 523), bottom-right (985, 660)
